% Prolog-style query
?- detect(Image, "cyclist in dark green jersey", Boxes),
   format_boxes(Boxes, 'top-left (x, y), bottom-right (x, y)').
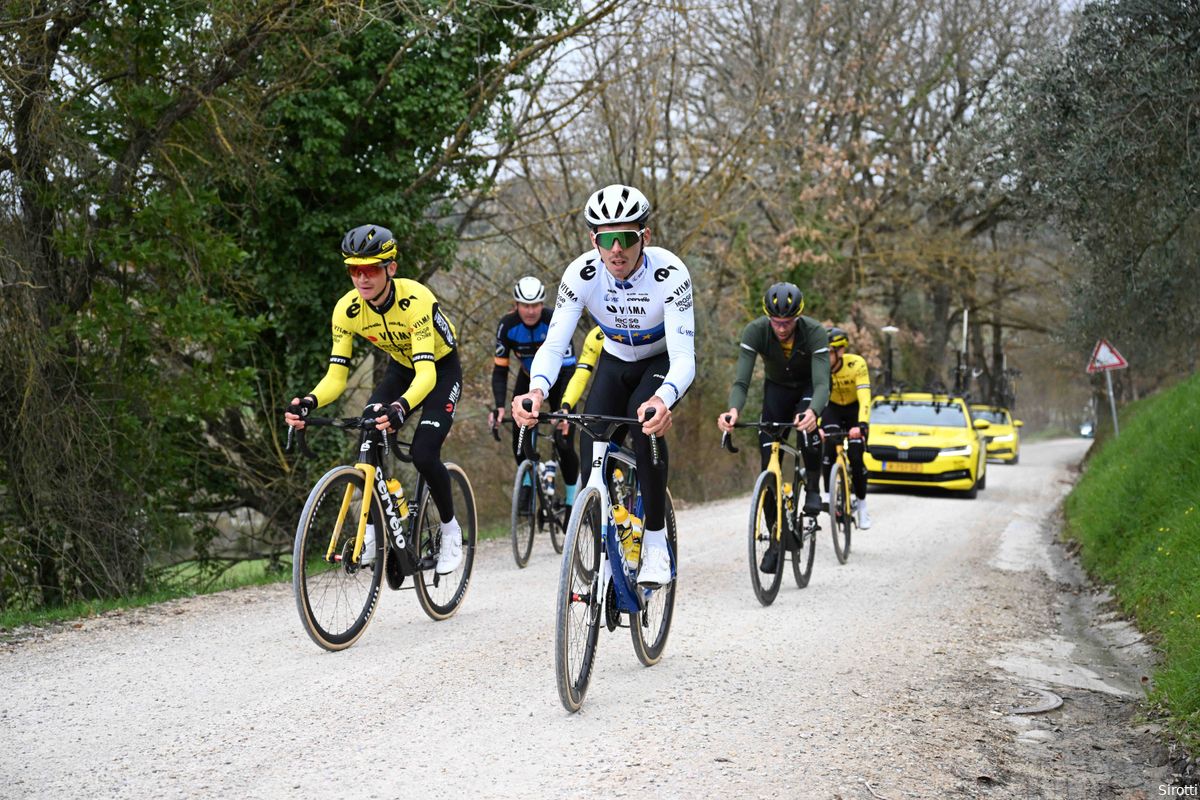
top-left (717, 282), bottom-right (830, 570)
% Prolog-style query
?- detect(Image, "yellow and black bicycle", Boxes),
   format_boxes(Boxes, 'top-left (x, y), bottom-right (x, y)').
top-left (820, 423), bottom-right (856, 565)
top-left (722, 420), bottom-right (819, 606)
top-left (287, 416), bottom-right (477, 651)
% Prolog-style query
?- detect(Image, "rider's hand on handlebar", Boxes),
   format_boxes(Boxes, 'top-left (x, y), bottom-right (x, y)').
top-left (793, 408), bottom-right (818, 433)
top-left (717, 407), bottom-right (738, 433)
top-left (639, 396), bottom-right (671, 436)
top-left (368, 401), bottom-right (407, 432)
top-left (511, 389), bottom-right (543, 427)
top-left (849, 425), bottom-right (864, 440)
top-left (556, 404), bottom-right (572, 435)
top-left (285, 394), bottom-right (317, 429)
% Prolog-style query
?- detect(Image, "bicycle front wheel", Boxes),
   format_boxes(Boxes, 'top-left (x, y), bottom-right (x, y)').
top-left (510, 459), bottom-right (537, 567)
top-left (293, 466), bottom-right (387, 651)
top-left (414, 463), bottom-right (477, 620)
top-left (630, 490), bottom-right (678, 666)
top-left (748, 471), bottom-right (784, 606)
top-left (555, 486), bottom-right (603, 713)
top-left (830, 462), bottom-right (852, 564)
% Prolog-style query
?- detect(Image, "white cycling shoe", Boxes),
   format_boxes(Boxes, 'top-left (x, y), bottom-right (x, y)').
top-left (636, 542), bottom-right (673, 588)
top-left (856, 501), bottom-right (872, 530)
top-left (436, 520), bottom-right (463, 574)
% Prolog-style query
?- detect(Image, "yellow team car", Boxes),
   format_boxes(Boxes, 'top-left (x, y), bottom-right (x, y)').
top-left (864, 392), bottom-right (990, 498)
top-left (969, 404), bottom-right (1023, 464)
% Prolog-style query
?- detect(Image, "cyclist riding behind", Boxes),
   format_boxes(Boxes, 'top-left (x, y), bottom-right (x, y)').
top-left (716, 282), bottom-right (830, 573)
top-left (512, 184), bottom-right (696, 589)
top-left (822, 326), bottom-right (872, 529)
top-left (284, 224), bottom-right (464, 575)
top-left (490, 277), bottom-right (581, 517)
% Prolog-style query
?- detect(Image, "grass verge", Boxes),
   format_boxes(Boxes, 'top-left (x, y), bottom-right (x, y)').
top-left (2, 519), bottom-right (515, 632)
top-left (1063, 370), bottom-right (1200, 750)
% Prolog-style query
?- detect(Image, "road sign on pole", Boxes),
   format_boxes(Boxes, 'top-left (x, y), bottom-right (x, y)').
top-left (1087, 339), bottom-right (1128, 373)
top-left (1086, 339), bottom-right (1128, 436)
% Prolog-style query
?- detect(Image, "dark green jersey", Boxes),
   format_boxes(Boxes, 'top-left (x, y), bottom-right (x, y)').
top-left (727, 315), bottom-right (831, 414)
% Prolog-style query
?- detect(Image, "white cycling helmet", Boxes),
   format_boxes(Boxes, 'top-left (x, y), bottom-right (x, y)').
top-left (513, 275), bottom-right (546, 303)
top-left (583, 184), bottom-right (651, 229)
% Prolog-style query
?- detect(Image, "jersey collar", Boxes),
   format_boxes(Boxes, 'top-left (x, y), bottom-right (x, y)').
top-left (367, 279), bottom-right (397, 314)
top-left (611, 252), bottom-right (648, 290)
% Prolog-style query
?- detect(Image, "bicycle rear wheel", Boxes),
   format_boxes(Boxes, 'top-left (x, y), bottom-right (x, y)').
top-left (748, 471), bottom-right (784, 606)
top-left (510, 459), bottom-right (537, 567)
top-left (414, 463), bottom-right (477, 620)
top-left (546, 471), bottom-right (567, 555)
top-left (830, 462), bottom-right (852, 564)
top-left (293, 466), bottom-right (386, 651)
top-left (791, 512), bottom-right (816, 588)
top-left (555, 487), bottom-right (603, 713)
top-left (630, 490), bottom-right (678, 666)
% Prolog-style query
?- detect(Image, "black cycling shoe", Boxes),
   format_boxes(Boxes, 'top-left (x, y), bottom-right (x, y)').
top-left (802, 490), bottom-right (822, 516)
top-left (759, 544), bottom-right (779, 574)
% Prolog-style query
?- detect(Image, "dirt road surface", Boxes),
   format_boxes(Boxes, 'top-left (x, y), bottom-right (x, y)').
top-left (1, 439), bottom-right (1176, 798)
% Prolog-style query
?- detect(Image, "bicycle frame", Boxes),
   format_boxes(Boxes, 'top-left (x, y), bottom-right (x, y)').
top-left (760, 439), bottom-right (806, 543)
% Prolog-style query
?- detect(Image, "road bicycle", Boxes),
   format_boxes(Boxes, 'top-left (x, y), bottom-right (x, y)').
top-left (820, 423), bottom-right (857, 565)
top-left (722, 420), bottom-right (820, 606)
top-left (287, 416), bottom-right (477, 651)
top-left (520, 402), bottom-right (678, 713)
top-left (493, 418), bottom-right (567, 567)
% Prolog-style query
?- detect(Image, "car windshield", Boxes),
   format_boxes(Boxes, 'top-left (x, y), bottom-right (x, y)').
top-left (871, 400), bottom-right (967, 427)
top-left (972, 409), bottom-right (1008, 424)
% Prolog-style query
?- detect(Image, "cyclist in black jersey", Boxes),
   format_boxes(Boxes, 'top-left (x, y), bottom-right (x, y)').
top-left (717, 282), bottom-right (830, 573)
top-left (489, 276), bottom-right (581, 515)
top-left (284, 224), bottom-right (464, 574)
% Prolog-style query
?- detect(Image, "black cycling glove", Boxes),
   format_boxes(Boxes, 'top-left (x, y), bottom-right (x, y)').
top-left (289, 394), bottom-right (318, 418)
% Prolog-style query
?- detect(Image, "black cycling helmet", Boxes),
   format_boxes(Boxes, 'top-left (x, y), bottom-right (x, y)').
top-left (340, 224), bottom-right (398, 265)
top-left (827, 326), bottom-right (849, 348)
top-left (762, 282), bottom-right (804, 318)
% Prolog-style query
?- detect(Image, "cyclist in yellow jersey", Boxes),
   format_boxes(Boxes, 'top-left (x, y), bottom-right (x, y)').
top-left (284, 224), bottom-right (464, 573)
top-left (560, 325), bottom-right (605, 414)
top-left (822, 326), bottom-right (872, 529)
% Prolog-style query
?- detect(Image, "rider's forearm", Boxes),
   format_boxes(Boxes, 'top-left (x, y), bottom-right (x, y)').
top-left (727, 346), bottom-right (756, 411)
top-left (491, 363), bottom-right (509, 410)
top-left (309, 363), bottom-right (349, 408)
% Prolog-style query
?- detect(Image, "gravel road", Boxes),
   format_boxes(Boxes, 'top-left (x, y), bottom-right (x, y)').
top-left (1, 438), bottom-right (1175, 798)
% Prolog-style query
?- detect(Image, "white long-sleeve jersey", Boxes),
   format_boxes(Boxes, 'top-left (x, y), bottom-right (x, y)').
top-left (529, 246), bottom-right (696, 407)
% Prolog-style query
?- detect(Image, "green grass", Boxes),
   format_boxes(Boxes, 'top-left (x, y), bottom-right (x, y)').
top-left (1064, 370), bottom-right (1200, 749)
top-left (2, 520), bottom-right (515, 632)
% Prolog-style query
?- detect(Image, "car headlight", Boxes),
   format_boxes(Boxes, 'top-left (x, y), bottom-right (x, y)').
top-left (940, 445), bottom-right (972, 457)
top-left (992, 434), bottom-right (1014, 442)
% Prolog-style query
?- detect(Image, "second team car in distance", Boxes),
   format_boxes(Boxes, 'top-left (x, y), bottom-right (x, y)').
top-left (864, 391), bottom-right (990, 498)
top-left (969, 404), bottom-right (1023, 464)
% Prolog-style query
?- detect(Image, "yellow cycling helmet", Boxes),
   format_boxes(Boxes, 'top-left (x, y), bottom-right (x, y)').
top-left (827, 326), bottom-right (849, 348)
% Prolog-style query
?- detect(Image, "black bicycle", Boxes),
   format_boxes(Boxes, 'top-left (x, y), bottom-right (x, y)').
top-left (288, 416), bottom-right (477, 651)
top-left (494, 419), bottom-right (568, 567)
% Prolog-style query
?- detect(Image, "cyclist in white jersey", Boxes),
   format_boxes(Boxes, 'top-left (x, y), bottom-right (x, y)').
top-left (512, 184), bottom-right (695, 588)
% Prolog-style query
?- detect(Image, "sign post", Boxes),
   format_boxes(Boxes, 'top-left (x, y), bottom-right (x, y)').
top-left (1086, 339), bottom-right (1128, 436)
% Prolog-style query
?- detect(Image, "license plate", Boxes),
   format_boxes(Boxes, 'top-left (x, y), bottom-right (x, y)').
top-left (883, 461), bottom-right (923, 473)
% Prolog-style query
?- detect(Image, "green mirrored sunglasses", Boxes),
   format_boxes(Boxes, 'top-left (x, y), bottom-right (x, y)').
top-left (594, 229), bottom-right (643, 250)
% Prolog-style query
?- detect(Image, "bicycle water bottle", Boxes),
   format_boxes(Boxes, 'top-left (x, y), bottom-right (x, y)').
top-left (783, 481), bottom-right (794, 512)
top-left (612, 504), bottom-right (642, 572)
top-left (385, 478), bottom-right (409, 519)
top-left (543, 460), bottom-right (558, 494)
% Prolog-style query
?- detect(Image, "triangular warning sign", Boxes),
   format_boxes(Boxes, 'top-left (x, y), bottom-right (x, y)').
top-left (1087, 339), bottom-right (1128, 373)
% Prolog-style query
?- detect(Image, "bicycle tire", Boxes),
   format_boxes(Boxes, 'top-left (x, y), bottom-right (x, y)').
top-left (791, 511), bottom-right (816, 588)
top-left (555, 486), bottom-right (603, 713)
top-left (547, 471), bottom-right (567, 555)
top-left (510, 459), bottom-right (537, 567)
top-left (630, 489), bottom-right (678, 666)
top-left (748, 471), bottom-right (784, 606)
top-left (830, 462), bottom-right (852, 564)
top-left (413, 463), bottom-right (477, 620)
top-left (293, 465), bottom-right (387, 651)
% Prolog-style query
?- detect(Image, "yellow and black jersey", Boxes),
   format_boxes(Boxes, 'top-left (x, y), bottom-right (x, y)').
top-left (828, 352), bottom-right (872, 423)
top-left (309, 278), bottom-right (457, 410)
top-left (561, 325), bottom-right (604, 411)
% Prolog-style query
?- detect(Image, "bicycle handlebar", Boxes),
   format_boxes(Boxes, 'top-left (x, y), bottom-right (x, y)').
top-left (519, 398), bottom-right (660, 466)
top-left (719, 416), bottom-right (815, 454)
top-left (285, 415), bottom-right (414, 463)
